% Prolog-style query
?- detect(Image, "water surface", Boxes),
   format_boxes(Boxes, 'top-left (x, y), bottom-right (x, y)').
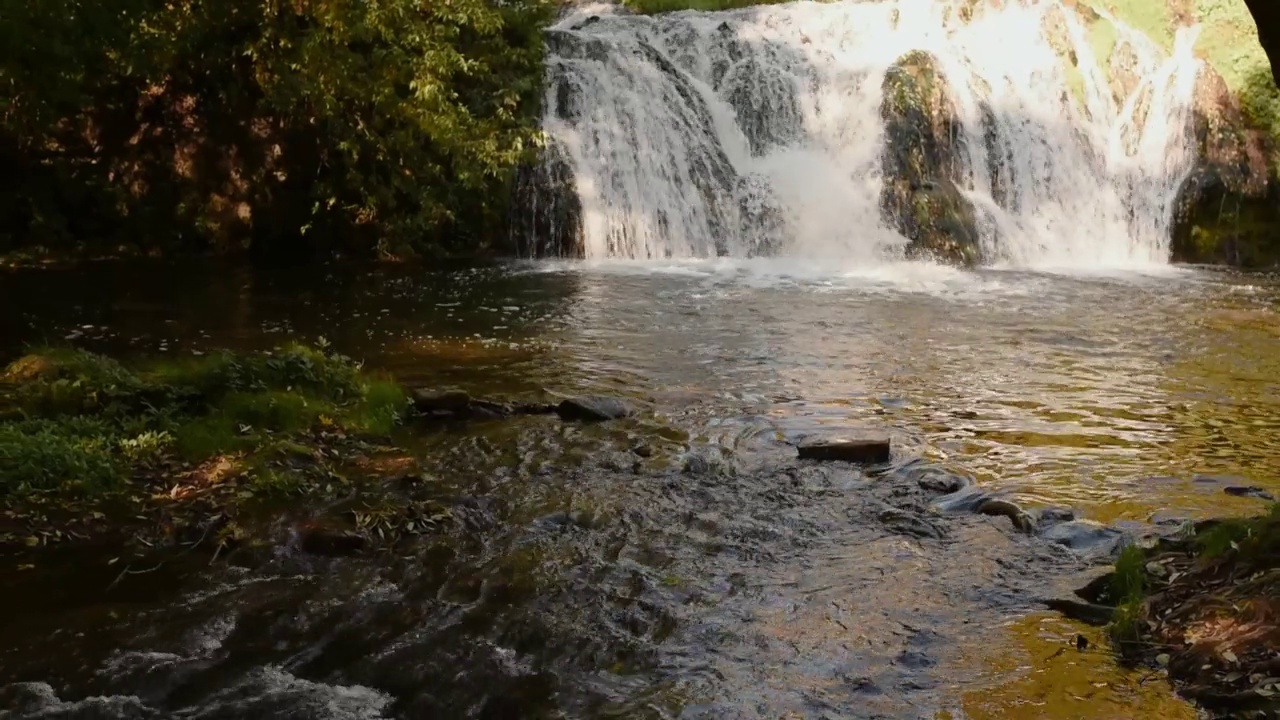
top-left (1, 258), bottom-right (1277, 718)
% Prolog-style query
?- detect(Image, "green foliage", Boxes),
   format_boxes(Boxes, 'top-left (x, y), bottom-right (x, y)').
top-left (1, 0), bottom-right (556, 259)
top-left (352, 379), bottom-right (409, 435)
top-left (0, 420), bottom-right (125, 494)
top-left (0, 344), bottom-right (409, 496)
top-left (1196, 505), bottom-right (1280, 558)
top-left (1107, 543), bottom-right (1148, 643)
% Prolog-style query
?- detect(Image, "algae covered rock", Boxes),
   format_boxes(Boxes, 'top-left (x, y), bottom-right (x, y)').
top-left (879, 50), bottom-right (981, 266)
top-left (1170, 67), bottom-right (1279, 267)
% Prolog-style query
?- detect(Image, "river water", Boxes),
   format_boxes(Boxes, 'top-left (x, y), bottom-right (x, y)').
top-left (1, 259), bottom-right (1278, 718)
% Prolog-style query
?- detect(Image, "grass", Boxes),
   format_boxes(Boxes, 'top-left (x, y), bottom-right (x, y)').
top-left (1107, 543), bottom-right (1149, 642)
top-left (1105, 505), bottom-right (1280, 645)
top-left (1084, 0), bottom-right (1280, 170)
top-left (0, 344), bottom-right (409, 499)
top-left (1195, 503), bottom-right (1280, 558)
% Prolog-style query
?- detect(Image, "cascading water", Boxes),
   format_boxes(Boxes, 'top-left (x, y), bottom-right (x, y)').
top-left (526, 0), bottom-right (1204, 268)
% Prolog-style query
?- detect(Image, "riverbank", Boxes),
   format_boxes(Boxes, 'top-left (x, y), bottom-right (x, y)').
top-left (1071, 505), bottom-right (1280, 716)
top-left (0, 345), bottom-right (421, 561)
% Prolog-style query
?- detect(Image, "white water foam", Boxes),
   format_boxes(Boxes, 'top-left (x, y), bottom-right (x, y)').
top-left (538, 0), bottom-right (1203, 269)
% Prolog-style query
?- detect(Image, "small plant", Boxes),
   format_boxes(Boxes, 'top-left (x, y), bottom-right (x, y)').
top-left (118, 430), bottom-right (175, 465)
top-left (0, 421), bottom-right (123, 495)
top-left (1107, 543), bottom-right (1149, 644)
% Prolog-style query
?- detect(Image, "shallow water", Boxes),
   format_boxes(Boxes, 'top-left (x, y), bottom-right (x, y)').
top-left (2, 258), bottom-right (1278, 718)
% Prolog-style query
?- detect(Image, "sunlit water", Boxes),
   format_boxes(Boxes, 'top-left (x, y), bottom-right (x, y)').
top-left (1, 259), bottom-right (1278, 718)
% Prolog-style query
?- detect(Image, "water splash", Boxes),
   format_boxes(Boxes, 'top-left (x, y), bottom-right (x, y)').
top-left (534, 0), bottom-right (1203, 268)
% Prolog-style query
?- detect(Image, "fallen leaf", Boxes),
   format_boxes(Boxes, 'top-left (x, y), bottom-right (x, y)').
top-left (1223, 649), bottom-right (1239, 664)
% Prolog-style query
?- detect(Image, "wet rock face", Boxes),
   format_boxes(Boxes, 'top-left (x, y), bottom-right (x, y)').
top-left (556, 395), bottom-right (635, 422)
top-left (1171, 66), bottom-right (1278, 267)
top-left (879, 51), bottom-right (982, 267)
top-left (511, 138), bottom-right (584, 258)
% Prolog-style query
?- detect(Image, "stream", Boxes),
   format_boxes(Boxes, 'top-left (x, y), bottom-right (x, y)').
top-left (1, 258), bottom-right (1279, 718)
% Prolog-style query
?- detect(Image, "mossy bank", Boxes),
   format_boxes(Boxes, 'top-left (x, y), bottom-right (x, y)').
top-left (0, 345), bottom-right (422, 561)
top-left (1074, 506), bottom-right (1280, 716)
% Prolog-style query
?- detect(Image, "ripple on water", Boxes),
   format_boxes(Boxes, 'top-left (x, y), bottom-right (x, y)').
top-left (2, 260), bottom-right (1279, 717)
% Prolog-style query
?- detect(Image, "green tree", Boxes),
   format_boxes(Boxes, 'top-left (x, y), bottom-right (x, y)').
top-left (0, 0), bottom-right (554, 259)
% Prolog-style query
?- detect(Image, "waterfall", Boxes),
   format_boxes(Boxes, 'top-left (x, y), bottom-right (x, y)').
top-left (525, 0), bottom-right (1203, 268)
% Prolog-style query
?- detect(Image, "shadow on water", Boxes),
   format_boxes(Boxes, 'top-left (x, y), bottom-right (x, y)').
top-left (2, 258), bottom-right (1278, 718)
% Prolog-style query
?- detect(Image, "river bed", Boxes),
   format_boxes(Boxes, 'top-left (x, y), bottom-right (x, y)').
top-left (1, 258), bottom-right (1278, 718)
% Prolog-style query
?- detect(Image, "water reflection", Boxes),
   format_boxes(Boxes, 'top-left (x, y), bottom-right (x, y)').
top-left (3, 259), bottom-right (1279, 717)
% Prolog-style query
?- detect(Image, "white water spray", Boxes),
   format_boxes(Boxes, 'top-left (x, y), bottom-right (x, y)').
top-left (537, 0), bottom-right (1203, 268)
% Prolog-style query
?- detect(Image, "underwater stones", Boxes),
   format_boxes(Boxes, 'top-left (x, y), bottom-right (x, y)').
top-left (556, 395), bottom-right (635, 422)
top-left (297, 524), bottom-right (366, 557)
top-left (1039, 519), bottom-right (1125, 557)
top-left (797, 436), bottom-right (891, 464)
top-left (411, 388), bottom-right (472, 414)
top-left (1043, 597), bottom-right (1115, 626)
top-left (879, 50), bottom-right (982, 266)
top-left (1224, 485), bottom-right (1277, 502)
top-left (878, 507), bottom-right (945, 539)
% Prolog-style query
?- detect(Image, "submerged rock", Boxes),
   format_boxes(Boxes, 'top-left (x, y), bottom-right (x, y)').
top-left (556, 395), bottom-right (635, 422)
top-left (797, 436), bottom-right (891, 464)
top-left (1224, 485), bottom-right (1277, 502)
top-left (297, 524), bottom-right (366, 557)
top-left (411, 388), bottom-right (472, 414)
top-left (1039, 520), bottom-right (1125, 557)
top-left (1043, 597), bottom-right (1115, 626)
top-left (879, 50), bottom-right (981, 266)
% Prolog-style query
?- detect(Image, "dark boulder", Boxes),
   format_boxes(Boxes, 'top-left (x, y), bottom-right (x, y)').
top-left (298, 524), bottom-right (366, 557)
top-left (411, 388), bottom-right (472, 414)
top-left (556, 395), bottom-right (635, 422)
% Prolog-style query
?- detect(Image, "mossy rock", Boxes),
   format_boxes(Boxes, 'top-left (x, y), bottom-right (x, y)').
top-left (2, 355), bottom-right (61, 383)
top-left (1171, 66), bottom-right (1279, 267)
top-left (880, 51), bottom-right (980, 266)
top-left (896, 179), bottom-right (981, 266)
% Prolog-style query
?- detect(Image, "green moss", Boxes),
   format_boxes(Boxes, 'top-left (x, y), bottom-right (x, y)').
top-left (0, 419), bottom-right (124, 494)
top-left (1, 344), bottom-right (410, 498)
top-left (1087, 15), bottom-right (1120, 68)
top-left (1196, 505), bottom-right (1280, 559)
top-left (1090, 0), bottom-right (1174, 51)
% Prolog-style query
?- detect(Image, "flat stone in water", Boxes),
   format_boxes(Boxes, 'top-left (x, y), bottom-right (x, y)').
top-left (411, 388), bottom-right (472, 413)
top-left (797, 436), bottom-right (891, 464)
top-left (556, 396), bottom-right (634, 422)
top-left (1224, 485), bottom-right (1276, 502)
